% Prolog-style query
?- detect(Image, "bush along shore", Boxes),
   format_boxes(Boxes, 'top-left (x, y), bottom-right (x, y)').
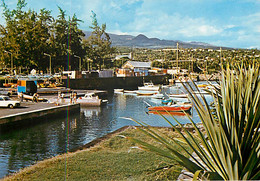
top-left (2, 125), bottom-right (203, 181)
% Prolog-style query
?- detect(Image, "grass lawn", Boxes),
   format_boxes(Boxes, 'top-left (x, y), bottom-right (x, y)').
top-left (3, 126), bottom-right (190, 181)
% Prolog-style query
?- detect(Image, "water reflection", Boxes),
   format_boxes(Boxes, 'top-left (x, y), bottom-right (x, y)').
top-left (82, 107), bottom-right (101, 118)
top-left (0, 114), bottom-right (76, 176)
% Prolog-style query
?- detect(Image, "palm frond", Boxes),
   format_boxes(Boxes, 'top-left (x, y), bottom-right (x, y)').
top-left (126, 63), bottom-right (260, 180)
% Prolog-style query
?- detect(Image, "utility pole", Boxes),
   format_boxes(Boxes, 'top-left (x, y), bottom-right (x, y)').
top-left (4, 50), bottom-right (13, 75)
top-left (164, 50), bottom-right (166, 69)
top-left (191, 54), bottom-right (194, 72)
top-left (74, 55), bottom-right (81, 71)
top-left (87, 58), bottom-right (91, 71)
top-left (220, 47), bottom-right (222, 66)
top-left (44, 53), bottom-right (52, 75)
top-left (176, 42), bottom-right (179, 73)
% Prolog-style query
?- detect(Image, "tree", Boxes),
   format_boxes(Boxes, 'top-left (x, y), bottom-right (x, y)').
top-left (52, 7), bottom-right (86, 71)
top-left (0, 0), bottom-right (53, 72)
top-left (0, 0), bottom-right (86, 73)
top-left (85, 11), bottom-right (115, 70)
top-left (68, 14), bottom-right (86, 70)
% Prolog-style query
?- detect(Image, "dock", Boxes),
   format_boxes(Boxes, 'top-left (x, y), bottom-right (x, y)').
top-left (36, 87), bottom-right (107, 95)
top-left (37, 87), bottom-right (71, 94)
top-left (0, 86), bottom-right (108, 131)
top-left (0, 102), bottom-right (80, 127)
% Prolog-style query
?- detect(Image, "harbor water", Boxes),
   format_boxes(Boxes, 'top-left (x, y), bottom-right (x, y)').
top-left (0, 85), bottom-right (213, 178)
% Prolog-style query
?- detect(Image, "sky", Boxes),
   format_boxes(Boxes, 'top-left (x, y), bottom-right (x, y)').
top-left (1, 0), bottom-right (260, 49)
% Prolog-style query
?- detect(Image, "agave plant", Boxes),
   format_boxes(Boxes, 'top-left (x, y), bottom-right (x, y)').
top-left (126, 64), bottom-right (260, 180)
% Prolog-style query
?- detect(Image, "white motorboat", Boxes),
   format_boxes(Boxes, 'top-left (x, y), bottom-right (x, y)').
top-left (114, 89), bottom-right (124, 93)
top-left (123, 90), bottom-right (138, 94)
top-left (138, 82), bottom-right (161, 91)
top-left (167, 88), bottom-right (189, 98)
top-left (168, 93), bottom-right (189, 98)
top-left (77, 93), bottom-right (108, 106)
top-left (151, 93), bottom-right (164, 99)
top-left (136, 90), bottom-right (159, 96)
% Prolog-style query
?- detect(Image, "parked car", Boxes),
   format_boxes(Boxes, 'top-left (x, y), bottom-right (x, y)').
top-left (0, 95), bottom-right (20, 108)
top-left (0, 89), bottom-right (16, 96)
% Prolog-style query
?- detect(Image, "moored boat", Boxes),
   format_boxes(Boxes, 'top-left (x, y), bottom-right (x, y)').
top-left (136, 90), bottom-right (158, 96)
top-left (162, 98), bottom-right (175, 105)
top-left (148, 104), bottom-right (192, 112)
top-left (167, 88), bottom-right (189, 98)
top-left (138, 82), bottom-right (161, 91)
top-left (123, 90), bottom-right (138, 94)
top-left (76, 93), bottom-right (108, 106)
top-left (148, 111), bottom-right (190, 116)
top-left (151, 93), bottom-right (164, 99)
top-left (114, 89), bottom-right (124, 93)
top-left (168, 93), bottom-right (188, 98)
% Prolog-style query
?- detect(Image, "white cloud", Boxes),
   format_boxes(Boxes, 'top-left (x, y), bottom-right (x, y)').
top-left (125, 0), bottom-right (142, 4)
top-left (124, 11), bottom-right (223, 39)
top-left (256, 26), bottom-right (260, 33)
top-left (178, 24), bottom-right (222, 37)
top-left (232, 12), bottom-right (260, 33)
top-left (224, 25), bottom-right (236, 29)
top-left (242, 12), bottom-right (260, 24)
top-left (198, 25), bottom-right (222, 35)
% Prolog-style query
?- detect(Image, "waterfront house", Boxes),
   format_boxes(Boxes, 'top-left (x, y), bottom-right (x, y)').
top-left (116, 61), bottom-right (151, 77)
top-left (62, 71), bottom-right (82, 79)
top-left (149, 68), bottom-right (167, 75)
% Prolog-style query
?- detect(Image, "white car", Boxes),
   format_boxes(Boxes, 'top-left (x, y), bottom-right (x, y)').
top-left (0, 95), bottom-right (20, 108)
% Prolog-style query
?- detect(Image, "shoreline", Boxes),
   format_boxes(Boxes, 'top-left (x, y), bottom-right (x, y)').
top-left (1, 126), bottom-right (132, 180)
top-left (2, 123), bottom-right (203, 180)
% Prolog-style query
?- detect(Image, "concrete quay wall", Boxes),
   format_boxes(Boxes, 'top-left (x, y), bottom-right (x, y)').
top-left (0, 103), bottom-right (80, 127)
top-left (63, 75), bottom-right (168, 90)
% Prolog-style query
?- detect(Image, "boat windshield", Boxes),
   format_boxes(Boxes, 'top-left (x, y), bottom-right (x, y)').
top-left (84, 93), bottom-right (95, 98)
top-left (3, 97), bottom-right (11, 101)
top-left (144, 83), bottom-right (153, 86)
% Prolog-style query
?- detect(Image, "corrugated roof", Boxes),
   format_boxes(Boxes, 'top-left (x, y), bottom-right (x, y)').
top-left (126, 61), bottom-right (151, 68)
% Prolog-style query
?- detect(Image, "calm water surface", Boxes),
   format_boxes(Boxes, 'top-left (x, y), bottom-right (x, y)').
top-left (0, 86), bottom-right (213, 178)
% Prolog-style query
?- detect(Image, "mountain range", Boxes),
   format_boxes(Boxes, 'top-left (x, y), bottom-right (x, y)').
top-left (83, 31), bottom-right (221, 49)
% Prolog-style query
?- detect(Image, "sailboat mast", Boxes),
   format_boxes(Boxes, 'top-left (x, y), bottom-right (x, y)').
top-left (176, 42), bottom-right (179, 71)
top-left (220, 47), bottom-right (222, 66)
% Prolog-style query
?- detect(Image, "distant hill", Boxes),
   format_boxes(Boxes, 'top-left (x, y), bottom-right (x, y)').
top-left (83, 31), bottom-right (222, 49)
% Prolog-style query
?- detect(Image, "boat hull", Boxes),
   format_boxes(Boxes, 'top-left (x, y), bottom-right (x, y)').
top-left (168, 94), bottom-right (188, 98)
top-left (148, 105), bottom-right (192, 112)
top-left (114, 89), bottom-right (124, 93)
top-left (124, 90), bottom-right (137, 94)
top-left (76, 99), bottom-right (102, 106)
top-left (148, 111), bottom-right (190, 116)
top-left (138, 87), bottom-right (160, 91)
top-left (136, 91), bottom-right (158, 96)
